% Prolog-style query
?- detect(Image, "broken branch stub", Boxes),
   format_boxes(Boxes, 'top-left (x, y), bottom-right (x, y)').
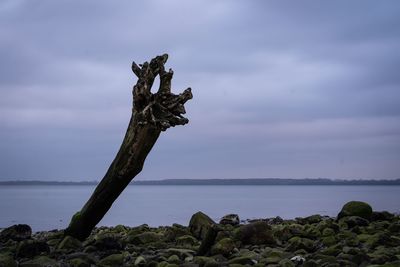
top-left (64, 54), bottom-right (192, 240)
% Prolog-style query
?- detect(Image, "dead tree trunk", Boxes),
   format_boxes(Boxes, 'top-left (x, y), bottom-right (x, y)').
top-left (64, 54), bottom-right (192, 240)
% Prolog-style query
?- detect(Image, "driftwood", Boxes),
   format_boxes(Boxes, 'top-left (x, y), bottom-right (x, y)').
top-left (65, 54), bottom-right (192, 240)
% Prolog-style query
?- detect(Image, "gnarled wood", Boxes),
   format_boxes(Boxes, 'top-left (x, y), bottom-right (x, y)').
top-left (65, 54), bottom-right (192, 240)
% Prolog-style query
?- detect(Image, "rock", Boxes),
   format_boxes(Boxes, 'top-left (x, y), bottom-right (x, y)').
top-left (94, 233), bottom-right (122, 250)
top-left (261, 248), bottom-right (285, 264)
top-left (68, 258), bottom-right (91, 267)
top-left (371, 211), bottom-right (395, 221)
top-left (17, 240), bottom-right (50, 258)
top-left (65, 253), bottom-right (97, 267)
top-left (134, 255), bottom-right (146, 266)
top-left (193, 256), bottom-right (217, 266)
top-left (57, 235), bottom-right (82, 251)
top-left (167, 255), bottom-right (180, 264)
top-left (210, 238), bottom-right (236, 256)
top-left (228, 256), bottom-right (257, 265)
top-left (189, 211), bottom-right (215, 240)
top-left (19, 256), bottom-right (59, 267)
top-left (339, 216), bottom-right (369, 228)
top-left (98, 253), bottom-right (125, 267)
top-left (0, 253), bottom-right (17, 267)
top-left (0, 224), bottom-right (32, 241)
top-left (235, 221), bottom-right (275, 245)
top-left (164, 224), bottom-right (190, 242)
top-left (290, 255), bottom-right (305, 265)
top-left (296, 214), bottom-right (323, 225)
top-left (279, 258), bottom-right (295, 267)
top-left (131, 232), bottom-right (163, 245)
top-left (337, 201), bottom-right (373, 220)
top-left (286, 237), bottom-right (316, 253)
top-left (176, 235), bottom-right (198, 248)
top-left (219, 214), bottom-right (240, 226)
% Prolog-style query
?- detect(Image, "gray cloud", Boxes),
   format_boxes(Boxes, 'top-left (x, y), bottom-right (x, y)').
top-left (1, 0), bottom-right (400, 180)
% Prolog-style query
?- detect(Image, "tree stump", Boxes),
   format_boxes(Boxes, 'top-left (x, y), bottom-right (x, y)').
top-left (64, 54), bottom-right (193, 240)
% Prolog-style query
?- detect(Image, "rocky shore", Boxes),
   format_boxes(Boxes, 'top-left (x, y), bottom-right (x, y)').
top-left (1, 201), bottom-right (399, 267)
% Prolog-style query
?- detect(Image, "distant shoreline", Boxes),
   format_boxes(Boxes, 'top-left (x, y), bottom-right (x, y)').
top-left (1, 178), bottom-right (400, 186)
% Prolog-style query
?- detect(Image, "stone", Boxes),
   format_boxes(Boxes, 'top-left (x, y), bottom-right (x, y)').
top-left (210, 238), bottom-right (236, 256)
top-left (57, 235), bottom-right (82, 251)
top-left (94, 233), bottom-right (122, 250)
top-left (68, 258), bottom-right (91, 267)
top-left (131, 232), bottom-right (163, 245)
top-left (339, 216), bottom-right (369, 228)
top-left (0, 224), bottom-right (32, 241)
top-left (371, 211), bottom-right (395, 221)
top-left (219, 214), bottom-right (240, 226)
top-left (167, 255), bottom-right (180, 264)
top-left (286, 237), bottom-right (316, 253)
top-left (290, 255), bottom-right (306, 265)
top-left (296, 214), bottom-right (323, 225)
top-left (134, 255), bottom-right (146, 266)
top-left (337, 201), bottom-right (373, 220)
top-left (98, 254), bottom-right (125, 267)
top-left (193, 256), bottom-right (217, 266)
top-left (228, 256), bottom-right (257, 265)
top-left (235, 221), bottom-right (275, 245)
top-left (17, 240), bottom-right (50, 258)
top-left (176, 235), bottom-right (198, 248)
top-left (189, 211), bottom-right (215, 240)
top-left (19, 256), bottom-right (59, 267)
top-left (0, 253), bottom-right (17, 267)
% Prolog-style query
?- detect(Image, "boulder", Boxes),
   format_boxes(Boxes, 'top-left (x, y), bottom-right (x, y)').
top-left (189, 212), bottom-right (215, 240)
top-left (234, 221), bottom-right (275, 245)
top-left (17, 240), bottom-right (50, 258)
top-left (339, 216), bottom-right (369, 228)
top-left (337, 201), bottom-right (373, 220)
top-left (219, 214), bottom-right (240, 226)
top-left (57, 236), bottom-right (82, 251)
top-left (176, 235), bottom-right (198, 248)
top-left (0, 224), bottom-right (32, 242)
top-left (93, 233), bottom-right (123, 250)
top-left (371, 211), bottom-right (395, 222)
top-left (130, 232), bottom-right (163, 245)
top-left (210, 238), bottom-right (236, 256)
top-left (98, 254), bottom-right (125, 267)
top-left (0, 253), bottom-right (17, 267)
top-left (19, 256), bottom-right (59, 267)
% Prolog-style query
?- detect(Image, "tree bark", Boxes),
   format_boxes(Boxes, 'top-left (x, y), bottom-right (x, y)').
top-left (64, 54), bottom-right (192, 240)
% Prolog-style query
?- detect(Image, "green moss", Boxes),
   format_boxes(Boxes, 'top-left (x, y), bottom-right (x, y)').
top-left (338, 201), bottom-right (373, 220)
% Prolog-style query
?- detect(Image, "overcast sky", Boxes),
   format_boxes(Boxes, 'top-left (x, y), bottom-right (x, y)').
top-left (1, 0), bottom-right (399, 181)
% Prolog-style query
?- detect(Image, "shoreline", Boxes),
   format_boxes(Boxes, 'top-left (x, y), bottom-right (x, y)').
top-left (1, 201), bottom-right (400, 266)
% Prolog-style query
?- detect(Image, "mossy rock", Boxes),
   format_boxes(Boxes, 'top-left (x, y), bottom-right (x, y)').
top-left (68, 258), bottom-right (91, 267)
top-left (130, 232), bottom-right (164, 245)
top-left (234, 221), bottom-right (275, 245)
top-left (210, 237), bottom-right (236, 256)
top-left (176, 235), bottom-right (198, 248)
top-left (339, 216), bottom-right (369, 228)
top-left (17, 240), bottom-right (50, 258)
top-left (193, 256), bottom-right (217, 266)
top-left (0, 253), bottom-right (17, 267)
top-left (337, 201), bottom-right (373, 220)
top-left (98, 254), bottom-right (125, 267)
top-left (0, 224), bottom-right (32, 242)
top-left (19, 256), bottom-right (59, 267)
top-left (286, 236), bottom-right (316, 252)
top-left (189, 211), bottom-right (215, 240)
top-left (57, 235), bottom-right (82, 251)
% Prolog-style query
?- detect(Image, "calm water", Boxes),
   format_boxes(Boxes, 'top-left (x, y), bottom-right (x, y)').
top-left (0, 185), bottom-right (399, 231)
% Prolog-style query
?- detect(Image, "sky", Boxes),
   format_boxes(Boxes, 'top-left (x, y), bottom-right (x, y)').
top-left (0, 1), bottom-right (399, 181)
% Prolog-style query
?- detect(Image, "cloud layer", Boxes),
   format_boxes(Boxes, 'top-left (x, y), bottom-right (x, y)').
top-left (1, 0), bottom-right (400, 180)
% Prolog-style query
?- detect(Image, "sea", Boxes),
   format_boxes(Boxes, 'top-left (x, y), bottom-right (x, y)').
top-left (1, 185), bottom-right (399, 232)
